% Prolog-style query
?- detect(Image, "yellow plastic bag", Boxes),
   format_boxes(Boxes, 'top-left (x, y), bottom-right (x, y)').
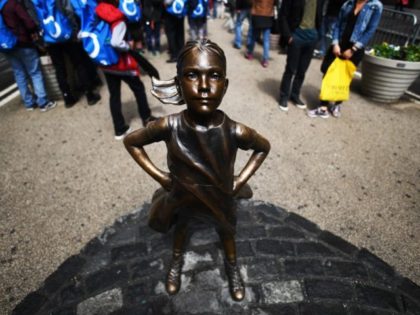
top-left (319, 57), bottom-right (356, 102)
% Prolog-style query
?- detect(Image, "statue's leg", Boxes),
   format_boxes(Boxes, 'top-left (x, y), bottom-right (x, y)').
top-left (218, 230), bottom-right (245, 301)
top-left (166, 220), bottom-right (188, 295)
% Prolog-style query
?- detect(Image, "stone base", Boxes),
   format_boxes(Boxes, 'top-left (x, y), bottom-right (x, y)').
top-left (12, 200), bottom-right (420, 315)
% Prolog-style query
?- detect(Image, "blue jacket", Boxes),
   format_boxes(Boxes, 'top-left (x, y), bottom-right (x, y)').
top-left (332, 0), bottom-right (382, 49)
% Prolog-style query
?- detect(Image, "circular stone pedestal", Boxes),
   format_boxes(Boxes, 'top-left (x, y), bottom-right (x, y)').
top-left (12, 200), bottom-right (420, 315)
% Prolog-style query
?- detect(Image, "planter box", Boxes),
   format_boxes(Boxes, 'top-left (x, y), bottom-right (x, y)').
top-left (361, 53), bottom-right (420, 103)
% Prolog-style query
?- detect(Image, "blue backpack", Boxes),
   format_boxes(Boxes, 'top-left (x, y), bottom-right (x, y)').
top-left (190, 0), bottom-right (206, 18)
top-left (70, 0), bottom-right (119, 66)
top-left (0, 0), bottom-right (17, 50)
top-left (31, 0), bottom-right (73, 43)
top-left (119, 0), bottom-right (141, 23)
top-left (166, 0), bottom-right (187, 18)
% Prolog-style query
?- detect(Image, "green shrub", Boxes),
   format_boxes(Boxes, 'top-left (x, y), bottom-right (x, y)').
top-left (372, 43), bottom-right (420, 62)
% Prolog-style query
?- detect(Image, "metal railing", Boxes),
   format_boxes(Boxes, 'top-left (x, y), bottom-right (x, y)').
top-left (369, 8), bottom-right (418, 47)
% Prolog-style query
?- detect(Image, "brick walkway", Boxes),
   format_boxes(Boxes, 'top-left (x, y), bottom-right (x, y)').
top-left (12, 201), bottom-right (420, 315)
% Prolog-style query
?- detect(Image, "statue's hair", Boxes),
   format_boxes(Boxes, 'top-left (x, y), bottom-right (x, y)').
top-left (151, 39), bottom-right (226, 105)
top-left (176, 39), bottom-right (227, 76)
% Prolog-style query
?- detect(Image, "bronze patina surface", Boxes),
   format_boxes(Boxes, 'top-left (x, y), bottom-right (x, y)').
top-left (124, 39), bottom-right (270, 301)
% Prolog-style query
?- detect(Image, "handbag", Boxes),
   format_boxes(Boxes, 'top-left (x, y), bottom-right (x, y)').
top-left (319, 57), bottom-right (356, 102)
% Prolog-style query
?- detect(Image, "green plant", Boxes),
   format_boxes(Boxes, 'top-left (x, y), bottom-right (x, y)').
top-left (372, 43), bottom-right (420, 62)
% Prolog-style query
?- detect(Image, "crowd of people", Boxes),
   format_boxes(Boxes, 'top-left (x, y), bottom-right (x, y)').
top-left (0, 0), bottom-right (384, 138)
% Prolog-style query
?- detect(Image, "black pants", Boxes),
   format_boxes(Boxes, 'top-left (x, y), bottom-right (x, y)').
top-left (104, 73), bottom-right (151, 134)
top-left (279, 37), bottom-right (317, 101)
top-left (164, 13), bottom-right (185, 59)
top-left (47, 42), bottom-right (97, 95)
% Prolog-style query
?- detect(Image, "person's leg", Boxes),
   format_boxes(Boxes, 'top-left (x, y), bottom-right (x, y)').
top-left (154, 21), bottom-right (161, 53)
top-left (233, 10), bottom-right (245, 48)
top-left (47, 44), bottom-right (73, 99)
top-left (279, 39), bottom-right (301, 104)
top-left (174, 17), bottom-right (185, 58)
top-left (166, 220), bottom-right (189, 295)
top-left (104, 73), bottom-right (127, 135)
top-left (122, 75), bottom-right (152, 124)
top-left (5, 50), bottom-right (36, 108)
top-left (290, 40), bottom-right (317, 101)
top-left (164, 14), bottom-right (177, 61)
top-left (22, 48), bottom-right (50, 107)
top-left (245, 10), bottom-right (252, 49)
top-left (262, 27), bottom-right (270, 62)
top-left (246, 23), bottom-right (256, 57)
top-left (188, 18), bottom-right (198, 41)
top-left (145, 22), bottom-right (154, 53)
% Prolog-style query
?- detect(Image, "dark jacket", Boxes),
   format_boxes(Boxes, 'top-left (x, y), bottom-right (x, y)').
top-left (279, 0), bottom-right (325, 41)
top-left (235, 0), bottom-right (252, 10)
top-left (2, 0), bottom-right (38, 46)
top-left (142, 0), bottom-right (164, 22)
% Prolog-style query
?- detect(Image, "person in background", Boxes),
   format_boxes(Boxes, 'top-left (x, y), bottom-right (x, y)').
top-left (308, 0), bottom-right (382, 118)
top-left (232, 0), bottom-right (252, 49)
top-left (278, 0), bottom-right (325, 111)
top-left (143, 0), bottom-right (164, 56)
top-left (95, 0), bottom-right (156, 139)
top-left (163, 0), bottom-right (186, 63)
top-left (187, 0), bottom-right (208, 40)
top-left (244, 0), bottom-right (275, 68)
top-left (314, 0), bottom-right (346, 59)
top-left (1, 0), bottom-right (56, 111)
top-left (394, 0), bottom-right (408, 11)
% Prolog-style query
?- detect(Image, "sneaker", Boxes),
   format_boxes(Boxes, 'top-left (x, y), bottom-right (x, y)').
top-left (278, 99), bottom-right (288, 112)
top-left (233, 43), bottom-right (241, 49)
top-left (25, 105), bottom-right (35, 111)
top-left (39, 101), bottom-right (57, 112)
top-left (261, 60), bottom-right (269, 68)
top-left (290, 96), bottom-right (306, 109)
top-left (330, 104), bottom-right (341, 118)
top-left (86, 91), bottom-right (101, 105)
top-left (244, 52), bottom-right (253, 60)
top-left (114, 125), bottom-right (132, 140)
top-left (142, 115), bottom-right (157, 126)
top-left (307, 108), bottom-right (329, 118)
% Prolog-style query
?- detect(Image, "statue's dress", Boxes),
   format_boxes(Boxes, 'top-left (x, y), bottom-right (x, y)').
top-left (145, 110), bottom-right (257, 234)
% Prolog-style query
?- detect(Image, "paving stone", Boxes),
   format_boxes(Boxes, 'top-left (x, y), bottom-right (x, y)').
top-left (236, 225), bottom-right (267, 239)
top-left (251, 304), bottom-right (297, 315)
top-left (357, 249), bottom-right (395, 278)
top-left (356, 284), bottom-right (401, 312)
top-left (283, 259), bottom-right (324, 277)
top-left (123, 281), bottom-right (157, 305)
top-left (323, 260), bottom-right (368, 279)
top-left (284, 213), bottom-right (320, 235)
top-left (253, 202), bottom-right (287, 219)
top-left (85, 265), bottom-right (129, 295)
top-left (267, 226), bottom-right (305, 239)
top-left (193, 269), bottom-right (224, 290)
top-left (220, 286), bottom-right (257, 307)
top-left (256, 212), bottom-right (284, 225)
top-left (398, 277), bottom-right (420, 301)
top-left (183, 251), bottom-right (214, 271)
top-left (109, 304), bottom-right (153, 315)
top-left (60, 282), bottom-right (85, 306)
top-left (402, 295), bottom-right (420, 315)
top-left (236, 241), bottom-right (254, 257)
top-left (319, 231), bottom-right (359, 256)
top-left (189, 228), bottom-right (219, 247)
top-left (80, 251), bottom-right (111, 276)
top-left (44, 255), bottom-right (86, 294)
top-left (255, 240), bottom-right (294, 256)
top-left (261, 280), bottom-right (304, 304)
top-left (348, 306), bottom-right (396, 315)
top-left (173, 290), bottom-right (221, 314)
top-left (110, 242), bottom-right (148, 262)
top-left (11, 292), bottom-right (47, 315)
top-left (295, 242), bottom-right (335, 257)
top-left (305, 279), bottom-right (353, 300)
top-left (130, 258), bottom-right (164, 280)
top-left (77, 288), bottom-right (123, 315)
top-left (298, 302), bottom-right (347, 315)
top-left (50, 306), bottom-right (77, 315)
top-left (81, 238), bottom-right (105, 257)
top-left (245, 259), bottom-right (282, 283)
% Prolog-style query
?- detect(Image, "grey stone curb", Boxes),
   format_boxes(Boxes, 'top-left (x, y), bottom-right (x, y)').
top-left (12, 200), bottom-right (420, 315)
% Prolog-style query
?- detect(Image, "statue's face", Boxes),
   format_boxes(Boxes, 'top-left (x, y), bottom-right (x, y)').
top-left (178, 49), bottom-right (228, 117)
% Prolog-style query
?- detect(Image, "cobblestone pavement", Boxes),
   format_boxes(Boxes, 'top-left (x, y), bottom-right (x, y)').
top-left (12, 201), bottom-right (420, 315)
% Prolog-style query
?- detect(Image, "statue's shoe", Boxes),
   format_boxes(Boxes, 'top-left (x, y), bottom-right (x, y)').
top-left (225, 260), bottom-right (245, 301)
top-left (165, 254), bottom-right (184, 295)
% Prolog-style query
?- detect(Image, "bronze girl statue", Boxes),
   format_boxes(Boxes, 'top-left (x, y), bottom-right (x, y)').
top-left (124, 39), bottom-right (270, 301)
